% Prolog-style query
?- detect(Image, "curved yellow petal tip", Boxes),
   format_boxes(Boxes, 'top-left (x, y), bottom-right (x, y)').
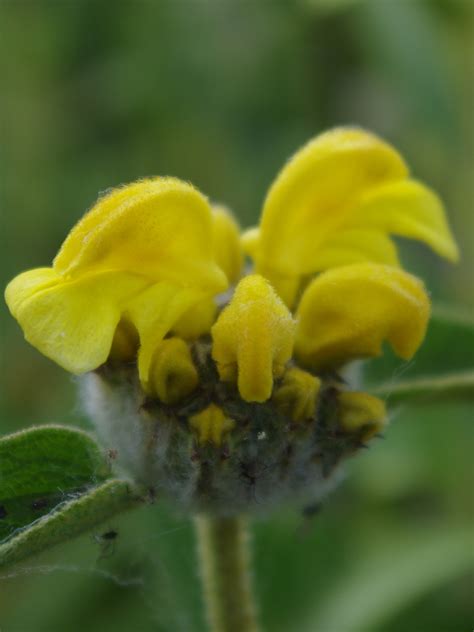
top-left (5, 267), bottom-right (60, 315)
top-left (189, 404), bottom-right (235, 446)
top-left (251, 127), bottom-right (458, 299)
top-left (338, 391), bottom-right (387, 440)
top-left (5, 268), bottom-right (145, 374)
top-left (351, 180), bottom-right (460, 263)
top-left (212, 205), bottom-right (244, 284)
top-left (274, 367), bottom-right (321, 422)
top-left (54, 176), bottom-right (228, 294)
top-left (255, 127), bottom-right (407, 281)
top-left (295, 263), bottom-right (431, 370)
top-left (148, 337), bottom-right (199, 404)
top-left (211, 274), bottom-right (296, 403)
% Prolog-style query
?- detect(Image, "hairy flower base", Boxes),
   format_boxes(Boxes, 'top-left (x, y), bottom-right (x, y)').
top-left (82, 341), bottom-right (383, 516)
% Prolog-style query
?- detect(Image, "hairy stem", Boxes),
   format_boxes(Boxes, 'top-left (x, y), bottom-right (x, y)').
top-left (195, 515), bottom-right (260, 632)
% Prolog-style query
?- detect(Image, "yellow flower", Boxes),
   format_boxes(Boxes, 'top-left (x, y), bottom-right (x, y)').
top-left (5, 127), bottom-right (461, 519)
top-left (242, 127), bottom-right (459, 307)
top-left (5, 178), bottom-right (227, 388)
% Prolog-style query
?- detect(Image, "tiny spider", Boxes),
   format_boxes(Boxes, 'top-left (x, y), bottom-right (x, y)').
top-left (31, 497), bottom-right (50, 511)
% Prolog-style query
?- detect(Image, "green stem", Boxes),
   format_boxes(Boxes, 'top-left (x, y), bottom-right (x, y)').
top-left (195, 515), bottom-right (260, 632)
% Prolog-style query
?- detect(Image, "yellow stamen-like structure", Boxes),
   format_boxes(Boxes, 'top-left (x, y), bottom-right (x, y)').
top-left (211, 275), bottom-right (296, 403)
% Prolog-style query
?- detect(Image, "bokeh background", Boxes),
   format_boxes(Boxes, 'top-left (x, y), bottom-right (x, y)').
top-left (1, 1), bottom-right (473, 630)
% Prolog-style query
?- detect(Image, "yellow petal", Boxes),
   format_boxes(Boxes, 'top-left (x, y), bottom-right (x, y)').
top-left (148, 337), bottom-right (199, 403)
top-left (274, 367), bottom-right (321, 422)
top-left (251, 264), bottom-right (303, 308)
top-left (244, 228), bottom-right (399, 307)
top-left (312, 229), bottom-right (400, 270)
top-left (348, 179), bottom-right (459, 262)
top-left (54, 180), bottom-right (160, 268)
top-left (338, 391), bottom-right (387, 440)
top-left (5, 268), bottom-right (61, 314)
top-left (256, 128), bottom-right (407, 281)
top-left (172, 297), bottom-right (217, 340)
top-left (257, 230), bottom-right (398, 311)
top-left (241, 227), bottom-right (260, 260)
top-left (295, 263), bottom-right (430, 370)
top-left (242, 229), bottom-right (305, 303)
top-left (109, 318), bottom-right (139, 362)
top-left (212, 205), bottom-right (243, 284)
top-left (54, 177), bottom-right (227, 293)
top-left (5, 269), bottom-right (146, 374)
top-left (189, 404), bottom-right (235, 446)
top-left (211, 275), bottom-right (296, 403)
top-left (126, 282), bottom-right (204, 387)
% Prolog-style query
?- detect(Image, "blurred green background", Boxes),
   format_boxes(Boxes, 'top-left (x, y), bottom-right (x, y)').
top-left (1, 1), bottom-right (473, 630)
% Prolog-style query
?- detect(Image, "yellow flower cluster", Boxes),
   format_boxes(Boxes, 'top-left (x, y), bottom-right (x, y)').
top-left (6, 128), bottom-right (458, 427)
top-left (6, 179), bottom-right (227, 389)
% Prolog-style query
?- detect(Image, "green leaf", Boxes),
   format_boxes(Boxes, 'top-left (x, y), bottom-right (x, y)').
top-left (0, 425), bottom-right (110, 541)
top-left (0, 478), bottom-right (141, 569)
top-left (363, 307), bottom-right (474, 404)
top-left (304, 526), bottom-right (474, 632)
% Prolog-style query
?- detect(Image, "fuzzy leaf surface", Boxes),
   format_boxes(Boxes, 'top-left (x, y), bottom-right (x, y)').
top-left (0, 478), bottom-right (140, 569)
top-left (0, 425), bottom-right (110, 541)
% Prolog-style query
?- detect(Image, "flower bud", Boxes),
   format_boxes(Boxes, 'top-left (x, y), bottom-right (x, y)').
top-left (338, 391), bottom-right (387, 440)
top-left (148, 337), bottom-right (199, 404)
top-left (274, 367), bottom-right (321, 422)
top-left (189, 404), bottom-right (235, 446)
